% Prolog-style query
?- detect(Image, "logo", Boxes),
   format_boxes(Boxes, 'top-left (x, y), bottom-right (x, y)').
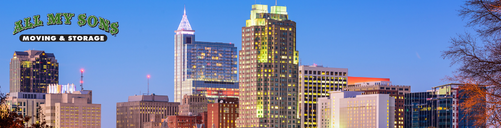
top-left (13, 13), bottom-right (119, 42)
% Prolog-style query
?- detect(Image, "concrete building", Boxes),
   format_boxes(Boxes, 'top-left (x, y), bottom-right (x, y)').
top-left (165, 112), bottom-right (207, 128)
top-left (41, 90), bottom-right (101, 128)
top-left (174, 8), bottom-right (239, 103)
top-left (317, 91), bottom-right (395, 128)
top-left (4, 92), bottom-right (46, 127)
top-left (237, 4), bottom-right (299, 128)
top-left (10, 50), bottom-right (59, 93)
top-left (298, 64), bottom-right (347, 128)
top-left (207, 98), bottom-right (239, 128)
top-left (344, 81), bottom-right (410, 128)
top-left (142, 114), bottom-right (168, 128)
top-left (116, 94), bottom-right (180, 128)
top-left (178, 94), bottom-right (208, 116)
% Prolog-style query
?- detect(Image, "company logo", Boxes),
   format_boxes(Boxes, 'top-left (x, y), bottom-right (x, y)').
top-left (13, 13), bottom-right (119, 42)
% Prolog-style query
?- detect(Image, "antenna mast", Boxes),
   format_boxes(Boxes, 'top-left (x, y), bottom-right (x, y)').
top-left (147, 75), bottom-right (150, 95)
top-left (80, 69), bottom-right (84, 91)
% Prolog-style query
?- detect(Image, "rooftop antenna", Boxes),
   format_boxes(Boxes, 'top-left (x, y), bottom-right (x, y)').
top-left (147, 75), bottom-right (150, 95)
top-left (80, 69), bottom-right (84, 91)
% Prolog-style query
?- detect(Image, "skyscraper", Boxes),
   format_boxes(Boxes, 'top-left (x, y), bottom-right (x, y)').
top-left (10, 50), bottom-right (59, 93)
top-left (237, 4), bottom-right (299, 128)
top-left (174, 8), bottom-right (239, 103)
top-left (298, 65), bottom-right (347, 128)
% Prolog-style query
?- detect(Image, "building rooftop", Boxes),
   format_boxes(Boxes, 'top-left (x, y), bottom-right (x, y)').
top-left (128, 94), bottom-right (170, 102)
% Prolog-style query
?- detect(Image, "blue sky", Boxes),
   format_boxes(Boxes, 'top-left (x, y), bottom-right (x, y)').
top-left (0, 0), bottom-right (467, 127)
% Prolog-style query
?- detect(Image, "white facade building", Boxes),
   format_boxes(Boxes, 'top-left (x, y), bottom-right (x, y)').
top-left (298, 64), bottom-right (348, 128)
top-left (317, 91), bottom-right (395, 128)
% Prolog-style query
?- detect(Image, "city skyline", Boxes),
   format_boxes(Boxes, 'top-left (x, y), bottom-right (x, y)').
top-left (0, 1), bottom-right (467, 127)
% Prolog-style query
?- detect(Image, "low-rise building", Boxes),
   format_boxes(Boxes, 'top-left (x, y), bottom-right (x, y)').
top-left (404, 83), bottom-right (484, 128)
top-left (178, 94), bottom-right (208, 116)
top-left (165, 112), bottom-right (207, 128)
top-left (4, 92), bottom-right (46, 127)
top-left (116, 94), bottom-right (179, 128)
top-left (41, 90), bottom-right (101, 128)
top-left (344, 81), bottom-right (410, 128)
top-left (143, 114), bottom-right (168, 128)
top-left (207, 98), bottom-right (238, 128)
top-left (317, 91), bottom-right (395, 128)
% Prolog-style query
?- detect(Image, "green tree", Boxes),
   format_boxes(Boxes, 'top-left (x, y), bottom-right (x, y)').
top-left (30, 106), bottom-right (49, 128)
top-left (0, 86), bottom-right (31, 127)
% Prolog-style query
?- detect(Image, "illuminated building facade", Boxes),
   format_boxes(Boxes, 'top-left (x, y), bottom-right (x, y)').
top-left (41, 90), bottom-right (101, 128)
top-left (116, 94), bottom-right (180, 128)
top-left (174, 8), bottom-right (239, 102)
top-left (4, 92), bottom-right (46, 127)
top-left (207, 98), bottom-right (239, 128)
top-left (404, 83), bottom-right (483, 128)
top-left (298, 64), bottom-right (347, 128)
top-left (178, 94), bottom-right (208, 116)
top-left (10, 50), bottom-right (59, 93)
top-left (344, 81), bottom-right (410, 128)
top-left (237, 4), bottom-right (299, 128)
top-left (404, 91), bottom-right (434, 127)
top-left (47, 83), bottom-right (76, 93)
top-left (347, 76), bottom-right (389, 85)
top-left (317, 91), bottom-right (395, 128)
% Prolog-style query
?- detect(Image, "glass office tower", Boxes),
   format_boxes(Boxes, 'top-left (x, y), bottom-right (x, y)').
top-left (10, 50), bottom-right (59, 93)
top-left (174, 8), bottom-right (238, 102)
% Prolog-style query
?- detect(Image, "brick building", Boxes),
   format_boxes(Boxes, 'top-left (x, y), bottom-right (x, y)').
top-left (166, 112), bottom-right (207, 128)
top-left (207, 98), bottom-right (239, 128)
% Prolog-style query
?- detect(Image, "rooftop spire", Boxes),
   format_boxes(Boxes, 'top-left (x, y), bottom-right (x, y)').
top-left (177, 6), bottom-right (192, 30)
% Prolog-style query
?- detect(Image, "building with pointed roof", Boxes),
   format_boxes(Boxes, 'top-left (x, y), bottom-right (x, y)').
top-left (10, 50), bottom-right (59, 93)
top-left (173, 7), bottom-right (239, 103)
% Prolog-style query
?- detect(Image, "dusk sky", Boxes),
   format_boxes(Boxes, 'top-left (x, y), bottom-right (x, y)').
top-left (1, 0), bottom-right (468, 127)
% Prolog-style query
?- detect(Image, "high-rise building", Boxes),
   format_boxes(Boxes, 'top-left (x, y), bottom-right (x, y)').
top-left (237, 4), bottom-right (299, 128)
top-left (317, 91), bottom-right (395, 128)
top-left (404, 91), bottom-right (434, 127)
top-left (5, 92), bottom-right (46, 127)
top-left (178, 94), bottom-right (208, 116)
top-left (404, 83), bottom-right (484, 128)
top-left (116, 94), bottom-right (180, 128)
top-left (207, 98), bottom-right (239, 128)
top-left (174, 8), bottom-right (239, 103)
top-left (298, 64), bottom-right (347, 128)
top-left (10, 50), bottom-right (58, 93)
top-left (41, 90), bottom-right (101, 128)
top-left (344, 81), bottom-right (410, 128)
